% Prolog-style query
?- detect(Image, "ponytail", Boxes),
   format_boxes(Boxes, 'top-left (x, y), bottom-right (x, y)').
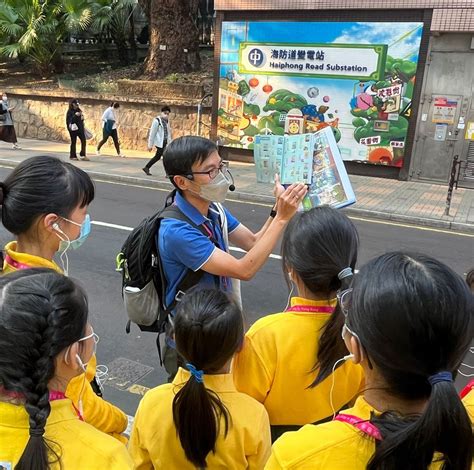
top-left (311, 268), bottom-right (353, 386)
top-left (172, 364), bottom-right (230, 468)
top-left (369, 379), bottom-right (472, 469)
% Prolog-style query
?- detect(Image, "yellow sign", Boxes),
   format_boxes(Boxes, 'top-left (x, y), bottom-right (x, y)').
top-left (465, 122), bottom-right (474, 140)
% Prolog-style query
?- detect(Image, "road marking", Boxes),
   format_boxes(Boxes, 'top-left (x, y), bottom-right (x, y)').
top-left (91, 179), bottom-right (474, 238)
top-left (349, 216), bottom-right (474, 238)
top-left (91, 220), bottom-right (283, 260)
top-left (127, 384), bottom-right (150, 396)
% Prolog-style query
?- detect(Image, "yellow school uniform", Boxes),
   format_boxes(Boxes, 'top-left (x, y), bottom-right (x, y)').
top-left (2, 241), bottom-right (128, 441)
top-left (0, 399), bottom-right (132, 469)
top-left (265, 396), bottom-right (445, 470)
top-left (462, 388), bottom-right (474, 422)
top-left (129, 367), bottom-right (271, 469)
top-left (232, 297), bottom-right (364, 425)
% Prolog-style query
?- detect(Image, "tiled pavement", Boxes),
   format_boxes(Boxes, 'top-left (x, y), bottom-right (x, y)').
top-left (0, 138), bottom-right (473, 233)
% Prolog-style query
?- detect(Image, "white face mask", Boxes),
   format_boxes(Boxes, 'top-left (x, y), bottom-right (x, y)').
top-left (2, 95), bottom-right (7, 102)
top-left (194, 170), bottom-right (231, 203)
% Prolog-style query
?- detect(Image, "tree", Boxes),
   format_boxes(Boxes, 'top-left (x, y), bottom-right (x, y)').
top-left (0, 0), bottom-right (91, 75)
top-left (88, 0), bottom-right (136, 65)
top-left (137, 0), bottom-right (201, 78)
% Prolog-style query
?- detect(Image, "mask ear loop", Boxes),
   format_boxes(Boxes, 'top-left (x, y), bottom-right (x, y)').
top-left (53, 222), bottom-right (70, 275)
top-left (284, 280), bottom-right (294, 311)
top-left (329, 353), bottom-right (355, 419)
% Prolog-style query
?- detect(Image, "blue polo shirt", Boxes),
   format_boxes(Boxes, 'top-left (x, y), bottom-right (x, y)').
top-left (158, 192), bottom-right (240, 310)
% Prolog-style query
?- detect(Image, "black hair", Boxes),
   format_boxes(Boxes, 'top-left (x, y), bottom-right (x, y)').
top-left (172, 288), bottom-right (244, 468)
top-left (0, 155), bottom-right (94, 236)
top-left (161, 105), bottom-right (171, 113)
top-left (0, 268), bottom-right (89, 470)
top-left (163, 136), bottom-right (217, 190)
top-left (68, 99), bottom-right (79, 110)
top-left (348, 252), bottom-right (473, 470)
top-left (466, 268), bottom-right (474, 290)
top-left (110, 102), bottom-right (120, 108)
top-left (280, 206), bottom-right (359, 386)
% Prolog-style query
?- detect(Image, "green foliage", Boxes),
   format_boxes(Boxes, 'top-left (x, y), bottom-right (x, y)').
top-left (262, 89), bottom-right (307, 113)
top-left (0, 0), bottom-right (135, 74)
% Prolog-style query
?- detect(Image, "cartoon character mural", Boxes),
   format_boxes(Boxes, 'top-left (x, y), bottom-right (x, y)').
top-left (217, 21), bottom-right (423, 165)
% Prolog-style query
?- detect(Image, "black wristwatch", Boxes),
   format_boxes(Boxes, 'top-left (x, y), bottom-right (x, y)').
top-left (270, 207), bottom-right (277, 218)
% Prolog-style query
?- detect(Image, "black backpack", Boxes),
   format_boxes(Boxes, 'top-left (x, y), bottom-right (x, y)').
top-left (117, 190), bottom-right (218, 336)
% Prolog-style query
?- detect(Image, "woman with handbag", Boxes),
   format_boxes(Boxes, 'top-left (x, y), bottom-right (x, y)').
top-left (66, 99), bottom-right (89, 161)
top-left (0, 92), bottom-right (20, 150)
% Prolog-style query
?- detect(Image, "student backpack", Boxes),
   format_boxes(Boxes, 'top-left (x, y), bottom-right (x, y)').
top-left (116, 190), bottom-right (218, 336)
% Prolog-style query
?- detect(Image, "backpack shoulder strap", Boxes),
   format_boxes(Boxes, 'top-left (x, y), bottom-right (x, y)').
top-left (158, 204), bottom-right (218, 310)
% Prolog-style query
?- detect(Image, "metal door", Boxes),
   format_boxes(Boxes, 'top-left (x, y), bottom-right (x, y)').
top-left (411, 93), bottom-right (465, 183)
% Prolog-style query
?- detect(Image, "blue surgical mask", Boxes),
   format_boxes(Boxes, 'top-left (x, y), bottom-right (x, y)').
top-left (57, 214), bottom-right (91, 250)
top-left (53, 214), bottom-right (91, 275)
top-left (54, 214), bottom-right (91, 252)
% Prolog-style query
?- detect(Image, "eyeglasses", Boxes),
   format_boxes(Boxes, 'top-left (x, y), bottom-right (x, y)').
top-left (185, 161), bottom-right (229, 180)
top-left (337, 287), bottom-right (353, 317)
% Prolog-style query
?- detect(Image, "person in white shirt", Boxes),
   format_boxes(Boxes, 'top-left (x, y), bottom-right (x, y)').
top-left (97, 102), bottom-right (125, 158)
top-left (142, 105), bottom-right (172, 176)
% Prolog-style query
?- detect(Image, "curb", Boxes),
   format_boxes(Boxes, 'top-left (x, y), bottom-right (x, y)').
top-left (1, 158), bottom-right (473, 235)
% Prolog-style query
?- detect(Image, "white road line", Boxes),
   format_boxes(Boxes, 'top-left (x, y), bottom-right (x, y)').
top-left (91, 220), bottom-right (283, 260)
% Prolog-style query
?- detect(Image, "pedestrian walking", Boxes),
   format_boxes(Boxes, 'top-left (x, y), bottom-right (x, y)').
top-left (66, 99), bottom-right (89, 161)
top-left (97, 102), bottom-right (125, 157)
top-left (129, 288), bottom-right (271, 469)
top-left (267, 252), bottom-right (474, 470)
top-left (233, 206), bottom-right (364, 442)
top-left (142, 105), bottom-right (172, 176)
top-left (0, 91), bottom-right (20, 149)
top-left (0, 269), bottom-right (133, 470)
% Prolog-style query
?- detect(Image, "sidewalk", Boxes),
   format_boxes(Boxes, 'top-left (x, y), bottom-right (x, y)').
top-left (0, 138), bottom-right (473, 233)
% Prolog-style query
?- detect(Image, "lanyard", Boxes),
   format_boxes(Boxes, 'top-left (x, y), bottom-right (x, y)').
top-left (5, 254), bottom-right (31, 271)
top-left (202, 220), bottom-right (228, 290)
top-left (334, 413), bottom-right (382, 441)
top-left (1, 387), bottom-right (84, 421)
top-left (286, 305), bottom-right (335, 313)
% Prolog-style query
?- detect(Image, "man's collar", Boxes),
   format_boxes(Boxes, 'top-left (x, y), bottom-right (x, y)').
top-left (174, 191), bottom-right (209, 226)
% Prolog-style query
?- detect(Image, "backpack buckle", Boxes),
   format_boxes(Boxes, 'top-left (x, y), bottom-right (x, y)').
top-left (175, 290), bottom-right (186, 302)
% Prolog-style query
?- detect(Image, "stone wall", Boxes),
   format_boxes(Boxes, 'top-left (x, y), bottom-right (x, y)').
top-left (7, 88), bottom-right (212, 153)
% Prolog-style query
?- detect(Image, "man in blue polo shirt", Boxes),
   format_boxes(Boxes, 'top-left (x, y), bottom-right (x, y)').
top-left (160, 135), bottom-right (307, 379)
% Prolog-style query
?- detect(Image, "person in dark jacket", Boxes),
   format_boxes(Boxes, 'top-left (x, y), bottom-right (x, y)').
top-left (66, 99), bottom-right (88, 161)
top-left (0, 92), bottom-right (20, 149)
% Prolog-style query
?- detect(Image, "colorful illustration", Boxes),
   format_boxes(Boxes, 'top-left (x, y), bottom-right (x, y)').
top-left (254, 127), bottom-right (356, 209)
top-left (217, 21), bottom-right (423, 166)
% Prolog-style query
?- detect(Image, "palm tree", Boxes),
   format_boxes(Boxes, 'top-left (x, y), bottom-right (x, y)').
top-left (88, 0), bottom-right (136, 65)
top-left (0, 0), bottom-right (91, 75)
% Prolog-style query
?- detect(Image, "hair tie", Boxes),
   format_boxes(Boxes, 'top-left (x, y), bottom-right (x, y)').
top-left (428, 371), bottom-right (453, 386)
top-left (338, 267), bottom-right (353, 280)
top-left (186, 363), bottom-right (204, 383)
top-left (29, 427), bottom-right (45, 437)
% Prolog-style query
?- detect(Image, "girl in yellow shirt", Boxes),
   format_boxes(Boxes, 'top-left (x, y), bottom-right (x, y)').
top-left (129, 288), bottom-right (271, 469)
top-left (267, 252), bottom-right (473, 469)
top-left (233, 206), bottom-right (364, 441)
top-left (0, 269), bottom-right (132, 469)
top-left (0, 155), bottom-right (127, 440)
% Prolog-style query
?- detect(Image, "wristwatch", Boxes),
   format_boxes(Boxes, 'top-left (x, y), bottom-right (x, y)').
top-left (270, 207), bottom-right (277, 218)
